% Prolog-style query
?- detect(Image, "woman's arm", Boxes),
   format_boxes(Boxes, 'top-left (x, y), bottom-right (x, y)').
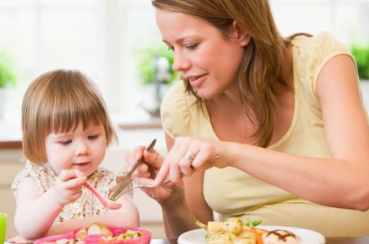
top-left (161, 134), bottom-right (213, 239)
top-left (125, 133), bottom-right (213, 239)
top-left (231, 54), bottom-right (369, 210)
top-left (155, 55), bottom-right (369, 211)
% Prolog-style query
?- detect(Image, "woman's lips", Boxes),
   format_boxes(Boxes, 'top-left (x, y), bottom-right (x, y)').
top-left (188, 74), bottom-right (206, 88)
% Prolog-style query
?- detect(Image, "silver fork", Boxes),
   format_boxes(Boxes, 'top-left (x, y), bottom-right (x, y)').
top-left (110, 139), bottom-right (157, 201)
top-left (115, 178), bottom-right (171, 198)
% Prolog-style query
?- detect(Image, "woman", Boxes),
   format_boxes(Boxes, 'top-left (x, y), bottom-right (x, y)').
top-left (127, 0), bottom-right (369, 238)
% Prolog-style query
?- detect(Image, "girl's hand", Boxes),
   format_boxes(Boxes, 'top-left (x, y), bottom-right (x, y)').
top-left (52, 170), bottom-right (87, 205)
top-left (154, 137), bottom-right (230, 186)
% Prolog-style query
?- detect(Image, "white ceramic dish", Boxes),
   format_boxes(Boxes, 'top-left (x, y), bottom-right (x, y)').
top-left (178, 225), bottom-right (325, 244)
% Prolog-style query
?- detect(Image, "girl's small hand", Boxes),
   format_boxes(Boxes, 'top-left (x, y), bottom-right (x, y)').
top-left (52, 170), bottom-right (87, 205)
top-left (154, 137), bottom-right (229, 186)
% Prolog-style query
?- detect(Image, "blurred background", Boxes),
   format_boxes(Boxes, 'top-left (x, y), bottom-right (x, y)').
top-left (1, 0), bottom-right (369, 240)
top-left (0, 0), bottom-right (369, 122)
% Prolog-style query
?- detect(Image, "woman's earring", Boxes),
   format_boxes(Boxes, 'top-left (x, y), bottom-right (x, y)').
top-left (241, 42), bottom-right (246, 47)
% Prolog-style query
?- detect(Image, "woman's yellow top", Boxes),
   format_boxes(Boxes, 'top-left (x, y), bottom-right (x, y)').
top-left (160, 32), bottom-right (369, 237)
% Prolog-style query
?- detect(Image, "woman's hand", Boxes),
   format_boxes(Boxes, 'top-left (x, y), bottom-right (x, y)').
top-left (153, 137), bottom-right (231, 186)
top-left (51, 170), bottom-right (86, 205)
top-left (124, 146), bottom-right (183, 205)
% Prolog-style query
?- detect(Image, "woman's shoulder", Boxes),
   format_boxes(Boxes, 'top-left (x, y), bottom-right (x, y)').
top-left (291, 32), bottom-right (352, 99)
top-left (291, 31), bottom-right (350, 59)
top-left (160, 82), bottom-right (202, 138)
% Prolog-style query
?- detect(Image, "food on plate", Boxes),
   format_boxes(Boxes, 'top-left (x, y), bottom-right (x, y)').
top-left (197, 217), bottom-right (300, 244)
top-left (262, 229), bottom-right (301, 244)
top-left (99, 229), bottom-right (147, 242)
top-left (43, 238), bottom-right (82, 244)
top-left (87, 223), bottom-right (113, 236)
top-left (75, 227), bottom-right (88, 240)
top-left (36, 223), bottom-right (150, 244)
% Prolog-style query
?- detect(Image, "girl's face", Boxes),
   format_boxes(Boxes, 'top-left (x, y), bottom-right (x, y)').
top-left (45, 122), bottom-right (107, 176)
top-left (156, 9), bottom-right (245, 99)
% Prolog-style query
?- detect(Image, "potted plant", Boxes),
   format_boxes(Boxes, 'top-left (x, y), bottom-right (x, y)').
top-left (351, 43), bottom-right (369, 110)
top-left (351, 44), bottom-right (369, 81)
top-left (135, 43), bottom-right (179, 117)
top-left (135, 43), bottom-right (178, 86)
top-left (0, 51), bottom-right (17, 119)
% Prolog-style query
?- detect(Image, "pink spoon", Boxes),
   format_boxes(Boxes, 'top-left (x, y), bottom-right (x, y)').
top-left (75, 170), bottom-right (121, 209)
top-left (83, 181), bottom-right (122, 210)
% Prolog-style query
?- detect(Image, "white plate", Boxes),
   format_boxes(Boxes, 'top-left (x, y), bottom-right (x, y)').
top-left (178, 225), bottom-right (325, 244)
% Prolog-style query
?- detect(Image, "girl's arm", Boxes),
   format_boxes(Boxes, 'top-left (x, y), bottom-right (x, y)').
top-left (14, 171), bottom-right (86, 239)
top-left (46, 193), bottom-right (139, 236)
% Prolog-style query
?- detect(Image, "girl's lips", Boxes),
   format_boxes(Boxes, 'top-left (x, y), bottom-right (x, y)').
top-left (73, 162), bottom-right (89, 167)
top-left (188, 74), bottom-right (206, 88)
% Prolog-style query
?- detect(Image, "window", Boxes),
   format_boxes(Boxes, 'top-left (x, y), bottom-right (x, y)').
top-left (0, 0), bottom-right (104, 120)
top-left (0, 0), bottom-right (368, 124)
top-left (270, 0), bottom-right (369, 44)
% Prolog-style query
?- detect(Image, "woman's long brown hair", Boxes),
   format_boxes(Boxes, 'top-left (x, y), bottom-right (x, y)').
top-left (153, 0), bottom-right (290, 147)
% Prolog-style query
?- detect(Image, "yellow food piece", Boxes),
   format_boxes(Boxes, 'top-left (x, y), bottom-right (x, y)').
top-left (88, 223), bottom-right (112, 236)
top-left (205, 231), bottom-right (237, 244)
top-left (233, 237), bottom-right (256, 244)
top-left (203, 217), bottom-right (267, 244)
top-left (75, 228), bottom-right (88, 240)
top-left (222, 217), bottom-right (244, 235)
top-left (206, 221), bottom-right (223, 233)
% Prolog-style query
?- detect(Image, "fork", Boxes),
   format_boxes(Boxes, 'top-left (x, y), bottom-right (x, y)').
top-left (114, 178), bottom-right (171, 198)
top-left (110, 139), bottom-right (157, 201)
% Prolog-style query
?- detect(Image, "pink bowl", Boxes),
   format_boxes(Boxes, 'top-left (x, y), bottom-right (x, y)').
top-left (35, 226), bottom-right (151, 244)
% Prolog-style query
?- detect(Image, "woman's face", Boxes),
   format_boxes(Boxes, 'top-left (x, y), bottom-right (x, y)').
top-left (156, 9), bottom-right (246, 99)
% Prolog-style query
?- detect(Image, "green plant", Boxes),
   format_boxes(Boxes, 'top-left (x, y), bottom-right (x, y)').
top-left (351, 44), bottom-right (369, 81)
top-left (0, 51), bottom-right (17, 88)
top-left (135, 43), bottom-right (178, 85)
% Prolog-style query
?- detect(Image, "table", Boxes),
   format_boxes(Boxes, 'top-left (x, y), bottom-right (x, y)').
top-left (5, 237), bottom-right (369, 244)
top-left (149, 237), bottom-right (368, 244)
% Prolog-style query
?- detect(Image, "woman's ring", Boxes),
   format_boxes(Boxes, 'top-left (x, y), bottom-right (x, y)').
top-left (184, 152), bottom-right (195, 162)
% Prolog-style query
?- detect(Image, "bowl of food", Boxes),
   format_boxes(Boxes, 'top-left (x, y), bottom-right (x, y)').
top-left (178, 217), bottom-right (324, 244)
top-left (35, 223), bottom-right (151, 244)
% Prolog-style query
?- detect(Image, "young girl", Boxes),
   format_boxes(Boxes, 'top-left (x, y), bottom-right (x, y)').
top-left (11, 69), bottom-right (139, 240)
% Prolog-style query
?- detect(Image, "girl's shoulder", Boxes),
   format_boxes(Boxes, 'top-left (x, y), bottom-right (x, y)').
top-left (11, 161), bottom-right (56, 199)
top-left (91, 167), bottom-right (126, 197)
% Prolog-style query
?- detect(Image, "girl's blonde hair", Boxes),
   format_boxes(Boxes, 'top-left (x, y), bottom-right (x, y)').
top-left (152, 0), bottom-right (289, 147)
top-left (22, 69), bottom-right (117, 164)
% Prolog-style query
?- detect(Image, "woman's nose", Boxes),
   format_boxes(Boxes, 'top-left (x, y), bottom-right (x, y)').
top-left (172, 51), bottom-right (190, 72)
